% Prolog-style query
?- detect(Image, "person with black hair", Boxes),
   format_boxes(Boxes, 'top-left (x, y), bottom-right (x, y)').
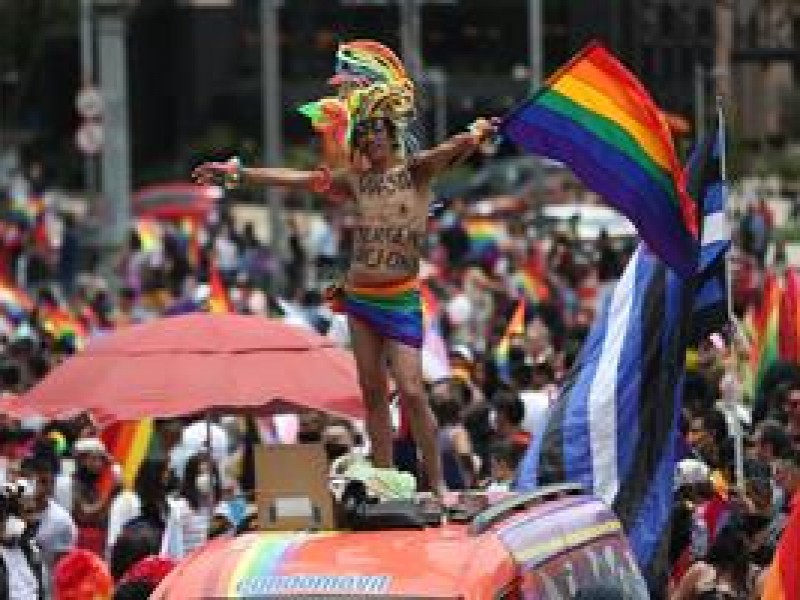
top-left (161, 453), bottom-right (223, 559)
top-left (106, 459), bottom-right (173, 554)
top-left (430, 385), bottom-right (476, 490)
top-left (484, 439), bottom-right (525, 492)
top-left (18, 454), bottom-right (75, 589)
top-left (670, 517), bottom-right (757, 599)
top-left (491, 390), bottom-right (530, 452)
top-left (0, 479), bottom-right (45, 600)
top-left (751, 420), bottom-right (791, 464)
top-left (108, 527), bottom-right (160, 582)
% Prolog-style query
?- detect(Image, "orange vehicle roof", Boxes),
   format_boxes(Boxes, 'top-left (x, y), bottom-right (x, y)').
top-left (152, 523), bottom-right (514, 599)
top-left (152, 494), bottom-right (627, 599)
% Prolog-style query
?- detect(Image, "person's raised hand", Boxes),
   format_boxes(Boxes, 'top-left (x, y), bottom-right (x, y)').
top-left (191, 159), bottom-right (239, 185)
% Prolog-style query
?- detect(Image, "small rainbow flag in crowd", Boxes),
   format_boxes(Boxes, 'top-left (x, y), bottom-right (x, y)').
top-left (511, 259), bottom-right (551, 305)
top-left (181, 217), bottom-right (201, 266)
top-left (779, 268), bottom-right (800, 364)
top-left (502, 41), bottom-right (698, 278)
top-left (41, 307), bottom-right (88, 350)
top-left (135, 219), bottom-right (162, 253)
top-left (99, 419), bottom-right (156, 497)
top-left (462, 217), bottom-right (506, 258)
top-left (420, 283), bottom-right (450, 382)
top-left (208, 262), bottom-right (232, 314)
top-left (494, 299), bottom-right (526, 382)
top-left (0, 279), bottom-right (33, 319)
top-left (747, 271), bottom-right (781, 399)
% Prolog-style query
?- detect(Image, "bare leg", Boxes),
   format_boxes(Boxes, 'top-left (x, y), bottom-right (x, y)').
top-left (385, 339), bottom-right (446, 496)
top-left (348, 317), bottom-right (393, 468)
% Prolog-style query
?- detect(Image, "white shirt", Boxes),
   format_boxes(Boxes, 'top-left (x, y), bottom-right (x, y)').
top-left (106, 490), bottom-right (141, 553)
top-left (161, 498), bottom-right (215, 560)
top-left (215, 235), bottom-right (238, 271)
top-left (520, 389), bottom-right (553, 435)
top-left (0, 546), bottom-right (38, 600)
top-left (35, 499), bottom-right (76, 571)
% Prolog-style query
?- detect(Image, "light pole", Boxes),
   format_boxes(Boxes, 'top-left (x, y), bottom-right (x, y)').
top-left (694, 63), bottom-right (707, 145)
top-left (398, 0), bottom-right (423, 85)
top-left (424, 67), bottom-right (447, 143)
top-left (528, 0), bottom-right (543, 90)
top-left (94, 0), bottom-right (135, 266)
top-left (80, 0), bottom-right (99, 196)
top-left (260, 0), bottom-right (284, 282)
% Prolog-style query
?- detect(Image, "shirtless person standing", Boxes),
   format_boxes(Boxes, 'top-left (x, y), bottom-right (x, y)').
top-left (193, 43), bottom-right (496, 495)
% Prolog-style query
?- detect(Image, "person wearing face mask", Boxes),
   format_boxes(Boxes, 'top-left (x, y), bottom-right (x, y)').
top-left (321, 421), bottom-right (360, 463)
top-left (0, 480), bottom-right (45, 600)
top-left (161, 454), bottom-right (222, 560)
top-left (54, 437), bottom-right (117, 557)
top-left (297, 411), bottom-right (328, 445)
top-left (18, 455), bottom-right (76, 594)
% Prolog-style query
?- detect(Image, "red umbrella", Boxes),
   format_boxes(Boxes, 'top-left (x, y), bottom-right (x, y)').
top-left (14, 314), bottom-right (363, 423)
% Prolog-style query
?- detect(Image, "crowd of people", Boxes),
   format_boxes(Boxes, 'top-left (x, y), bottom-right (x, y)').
top-left (0, 151), bottom-right (794, 600)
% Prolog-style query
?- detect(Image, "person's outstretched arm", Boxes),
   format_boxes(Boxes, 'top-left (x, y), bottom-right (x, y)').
top-left (192, 159), bottom-right (345, 196)
top-left (412, 117), bottom-right (499, 183)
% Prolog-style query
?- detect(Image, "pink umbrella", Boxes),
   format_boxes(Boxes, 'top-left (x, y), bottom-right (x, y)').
top-left (13, 313), bottom-right (363, 423)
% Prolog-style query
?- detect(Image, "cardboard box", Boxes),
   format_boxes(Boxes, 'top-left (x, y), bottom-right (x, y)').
top-left (254, 444), bottom-right (335, 531)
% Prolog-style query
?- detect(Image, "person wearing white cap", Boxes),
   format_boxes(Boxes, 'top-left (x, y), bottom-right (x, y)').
top-left (54, 437), bottom-right (118, 557)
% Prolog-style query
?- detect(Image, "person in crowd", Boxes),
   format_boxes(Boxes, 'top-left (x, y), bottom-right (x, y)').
top-left (430, 385), bottom-right (477, 490)
top-left (108, 526), bottom-right (160, 582)
top-left (0, 478), bottom-right (45, 599)
top-left (782, 383), bottom-right (800, 442)
top-left (54, 437), bottom-right (117, 557)
top-left (751, 420), bottom-right (791, 466)
top-left (113, 555), bottom-right (175, 600)
top-left (161, 453), bottom-right (222, 560)
top-left (670, 518), bottom-right (758, 599)
top-left (484, 439), bottom-right (525, 492)
top-left (53, 548), bottom-right (113, 600)
top-left (491, 390), bottom-right (531, 453)
top-left (18, 454), bottom-right (76, 587)
top-left (321, 419), bottom-right (361, 463)
top-left (106, 458), bottom-right (173, 553)
top-left (296, 410), bottom-right (328, 445)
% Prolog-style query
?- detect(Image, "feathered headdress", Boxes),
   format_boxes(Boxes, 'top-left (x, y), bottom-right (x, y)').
top-left (299, 40), bottom-right (417, 168)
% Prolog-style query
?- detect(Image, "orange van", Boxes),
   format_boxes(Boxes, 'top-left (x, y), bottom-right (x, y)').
top-left (152, 484), bottom-right (648, 599)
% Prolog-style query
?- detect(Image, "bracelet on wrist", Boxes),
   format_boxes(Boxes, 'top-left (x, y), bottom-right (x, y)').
top-left (468, 119), bottom-right (490, 145)
top-left (224, 157), bottom-right (244, 189)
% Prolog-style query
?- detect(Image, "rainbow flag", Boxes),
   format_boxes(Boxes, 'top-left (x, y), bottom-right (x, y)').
top-left (99, 419), bottom-right (156, 497)
top-left (762, 496), bottom-right (800, 600)
top-left (135, 219), bottom-right (162, 253)
top-left (780, 269), bottom-right (800, 364)
top-left (748, 272), bottom-right (781, 399)
top-left (420, 283), bottom-right (450, 382)
top-left (462, 217), bottom-right (506, 258)
top-left (209, 262), bottom-right (232, 314)
top-left (181, 217), bottom-right (201, 266)
top-left (0, 279), bottom-right (33, 319)
top-left (511, 260), bottom-right (551, 305)
top-left (41, 307), bottom-right (88, 350)
top-left (502, 41), bottom-right (698, 278)
top-left (494, 299), bottom-right (526, 382)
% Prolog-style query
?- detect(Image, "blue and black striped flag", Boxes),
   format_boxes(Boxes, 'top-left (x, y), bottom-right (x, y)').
top-left (514, 129), bottom-right (730, 591)
top-left (686, 128), bottom-right (731, 345)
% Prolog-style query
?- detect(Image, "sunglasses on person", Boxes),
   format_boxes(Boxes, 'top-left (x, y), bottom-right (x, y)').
top-left (353, 119), bottom-right (390, 139)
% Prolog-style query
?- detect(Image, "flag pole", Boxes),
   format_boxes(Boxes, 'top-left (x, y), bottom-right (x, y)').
top-left (716, 95), bottom-right (750, 353)
top-left (717, 95), bottom-right (746, 492)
